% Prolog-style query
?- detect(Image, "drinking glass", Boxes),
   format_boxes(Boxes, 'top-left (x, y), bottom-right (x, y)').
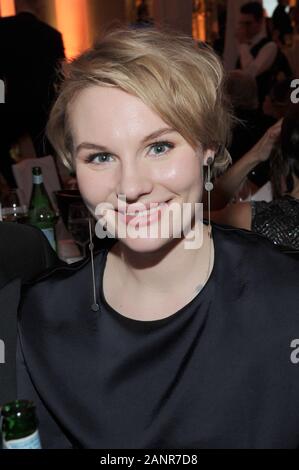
top-left (0, 189), bottom-right (28, 223)
top-left (67, 203), bottom-right (91, 258)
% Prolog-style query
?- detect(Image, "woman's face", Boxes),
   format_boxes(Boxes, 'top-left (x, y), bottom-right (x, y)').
top-left (69, 86), bottom-right (212, 253)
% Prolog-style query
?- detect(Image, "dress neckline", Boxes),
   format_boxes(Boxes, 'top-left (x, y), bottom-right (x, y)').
top-left (97, 224), bottom-right (218, 326)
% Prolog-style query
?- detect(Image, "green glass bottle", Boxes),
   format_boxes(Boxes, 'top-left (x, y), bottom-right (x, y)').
top-left (28, 166), bottom-right (57, 252)
top-left (1, 400), bottom-right (42, 449)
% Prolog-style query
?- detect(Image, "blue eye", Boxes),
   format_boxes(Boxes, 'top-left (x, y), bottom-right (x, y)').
top-left (85, 153), bottom-right (114, 164)
top-left (148, 141), bottom-right (174, 157)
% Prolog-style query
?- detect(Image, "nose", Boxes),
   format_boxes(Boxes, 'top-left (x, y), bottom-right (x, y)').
top-left (116, 160), bottom-right (153, 203)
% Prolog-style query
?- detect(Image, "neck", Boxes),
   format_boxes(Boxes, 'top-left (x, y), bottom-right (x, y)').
top-left (111, 223), bottom-right (213, 295)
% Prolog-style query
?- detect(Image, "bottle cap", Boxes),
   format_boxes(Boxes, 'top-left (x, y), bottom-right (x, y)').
top-left (1, 400), bottom-right (35, 418)
top-left (32, 167), bottom-right (42, 176)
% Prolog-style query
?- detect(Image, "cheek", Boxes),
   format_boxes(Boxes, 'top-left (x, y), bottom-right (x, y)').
top-left (157, 154), bottom-right (202, 192)
top-left (76, 165), bottom-right (112, 209)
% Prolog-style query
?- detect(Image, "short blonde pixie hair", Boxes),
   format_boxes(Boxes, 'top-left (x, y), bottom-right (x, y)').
top-left (47, 27), bottom-right (233, 177)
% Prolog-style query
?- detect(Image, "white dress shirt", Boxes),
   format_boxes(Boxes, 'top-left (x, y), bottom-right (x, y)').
top-left (238, 32), bottom-right (277, 78)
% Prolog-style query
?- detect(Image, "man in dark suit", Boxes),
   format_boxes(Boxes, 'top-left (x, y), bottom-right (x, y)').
top-left (0, 0), bottom-right (65, 185)
top-left (0, 222), bottom-right (59, 406)
top-left (235, 2), bottom-right (292, 106)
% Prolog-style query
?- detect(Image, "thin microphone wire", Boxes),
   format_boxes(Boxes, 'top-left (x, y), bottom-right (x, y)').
top-left (89, 218), bottom-right (99, 311)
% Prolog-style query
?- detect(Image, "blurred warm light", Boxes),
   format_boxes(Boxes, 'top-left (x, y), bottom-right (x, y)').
top-left (55, 0), bottom-right (90, 60)
top-left (193, 12), bottom-right (206, 42)
top-left (0, 0), bottom-right (15, 17)
top-left (197, 13), bottom-right (206, 42)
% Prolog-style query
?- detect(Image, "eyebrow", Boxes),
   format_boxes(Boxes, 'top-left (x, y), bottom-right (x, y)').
top-left (75, 127), bottom-right (178, 154)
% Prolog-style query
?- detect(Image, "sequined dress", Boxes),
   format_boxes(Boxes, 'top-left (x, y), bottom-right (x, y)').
top-left (251, 195), bottom-right (299, 250)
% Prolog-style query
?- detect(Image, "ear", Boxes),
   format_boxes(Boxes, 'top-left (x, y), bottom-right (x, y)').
top-left (203, 149), bottom-right (215, 167)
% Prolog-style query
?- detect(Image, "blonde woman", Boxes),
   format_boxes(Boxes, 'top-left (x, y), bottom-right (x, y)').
top-left (17, 28), bottom-right (299, 449)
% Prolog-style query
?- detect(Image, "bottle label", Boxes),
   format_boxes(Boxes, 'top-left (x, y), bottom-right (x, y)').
top-left (42, 228), bottom-right (56, 252)
top-left (2, 430), bottom-right (42, 449)
top-left (33, 174), bottom-right (43, 185)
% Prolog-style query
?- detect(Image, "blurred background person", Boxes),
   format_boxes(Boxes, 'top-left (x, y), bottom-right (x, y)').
top-left (0, 0), bottom-right (65, 186)
top-left (210, 105), bottom-right (299, 252)
top-left (212, 2), bottom-right (227, 58)
top-left (272, 0), bottom-right (293, 45)
top-left (235, 1), bottom-right (292, 106)
top-left (225, 70), bottom-right (274, 188)
top-left (226, 70), bottom-right (274, 161)
top-left (134, 0), bottom-right (154, 28)
top-left (262, 78), bottom-right (294, 121)
top-left (290, 1), bottom-right (299, 33)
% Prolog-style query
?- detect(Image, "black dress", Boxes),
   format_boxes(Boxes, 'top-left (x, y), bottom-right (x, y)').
top-left (17, 223), bottom-right (299, 449)
top-left (251, 196), bottom-right (299, 251)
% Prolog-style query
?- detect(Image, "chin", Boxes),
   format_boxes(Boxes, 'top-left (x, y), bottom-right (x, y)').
top-left (116, 233), bottom-right (178, 254)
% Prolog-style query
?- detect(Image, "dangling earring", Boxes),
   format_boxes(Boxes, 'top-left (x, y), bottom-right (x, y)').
top-left (189, 155), bottom-right (214, 302)
top-left (88, 217), bottom-right (100, 312)
top-left (205, 156), bottom-right (214, 238)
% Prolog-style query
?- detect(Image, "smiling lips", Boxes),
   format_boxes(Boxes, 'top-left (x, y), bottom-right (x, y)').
top-left (118, 201), bottom-right (169, 226)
